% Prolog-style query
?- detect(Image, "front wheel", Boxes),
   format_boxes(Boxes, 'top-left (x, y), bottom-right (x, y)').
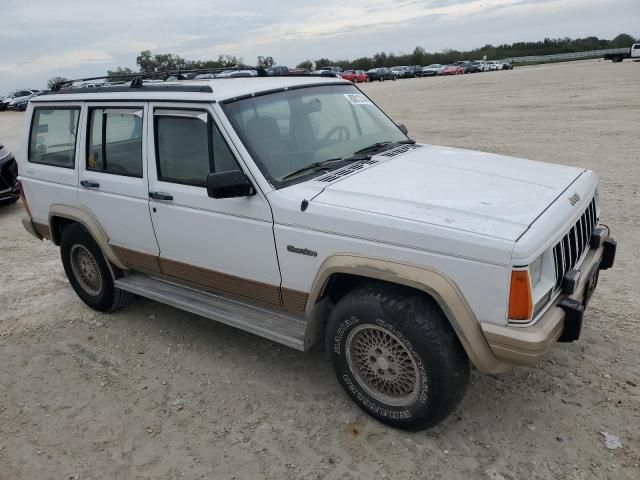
top-left (60, 223), bottom-right (133, 312)
top-left (326, 283), bottom-right (469, 430)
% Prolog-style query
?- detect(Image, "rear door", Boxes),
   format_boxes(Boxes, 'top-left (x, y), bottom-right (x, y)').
top-left (146, 102), bottom-right (282, 306)
top-left (20, 103), bottom-right (82, 225)
top-left (78, 103), bottom-right (160, 267)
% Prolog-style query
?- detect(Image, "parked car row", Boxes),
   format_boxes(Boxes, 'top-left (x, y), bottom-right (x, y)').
top-left (0, 89), bottom-right (42, 111)
top-left (1, 60), bottom-right (515, 110)
top-left (334, 60), bottom-right (513, 83)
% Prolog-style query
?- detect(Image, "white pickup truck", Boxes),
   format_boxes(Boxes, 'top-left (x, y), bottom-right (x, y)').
top-left (604, 43), bottom-right (640, 62)
top-left (18, 73), bottom-right (616, 430)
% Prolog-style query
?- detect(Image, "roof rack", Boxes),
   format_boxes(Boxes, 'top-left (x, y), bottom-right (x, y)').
top-left (49, 66), bottom-right (340, 93)
top-left (49, 66), bottom-right (268, 92)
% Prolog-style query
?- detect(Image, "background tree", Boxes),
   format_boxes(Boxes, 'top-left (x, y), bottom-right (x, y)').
top-left (296, 60), bottom-right (313, 70)
top-left (216, 54), bottom-right (243, 68)
top-left (47, 76), bottom-right (69, 89)
top-left (256, 56), bottom-right (275, 68)
top-left (610, 33), bottom-right (637, 48)
top-left (313, 58), bottom-right (332, 69)
top-left (107, 67), bottom-right (137, 81)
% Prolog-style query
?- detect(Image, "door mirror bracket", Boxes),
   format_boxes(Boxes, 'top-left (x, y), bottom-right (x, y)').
top-left (206, 171), bottom-right (256, 199)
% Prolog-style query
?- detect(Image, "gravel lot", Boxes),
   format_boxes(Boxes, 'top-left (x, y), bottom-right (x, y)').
top-left (1, 59), bottom-right (639, 479)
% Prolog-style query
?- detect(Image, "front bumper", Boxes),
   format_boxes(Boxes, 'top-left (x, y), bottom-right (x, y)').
top-left (481, 236), bottom-right (616, 367)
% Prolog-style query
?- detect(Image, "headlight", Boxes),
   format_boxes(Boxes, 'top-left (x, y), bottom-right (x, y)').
top-left (529, 255), bottom-right (543, 288)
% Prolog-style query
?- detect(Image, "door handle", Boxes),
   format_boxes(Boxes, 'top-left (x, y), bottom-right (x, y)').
top-left (80, 180), bottom-right (100, 189)
top-left (149, 191), bottom-right (173, 201)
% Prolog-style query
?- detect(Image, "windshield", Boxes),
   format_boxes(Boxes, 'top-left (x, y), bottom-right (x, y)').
top-left (222, 84), bottom-right (408, 187)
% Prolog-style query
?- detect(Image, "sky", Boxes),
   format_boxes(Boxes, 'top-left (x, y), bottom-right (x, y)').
top-left (0, 0), bottom-right (638, 94)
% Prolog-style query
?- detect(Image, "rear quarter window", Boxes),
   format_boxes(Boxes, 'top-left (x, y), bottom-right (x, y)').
top-left (29, 107), bottom-right (80, 168)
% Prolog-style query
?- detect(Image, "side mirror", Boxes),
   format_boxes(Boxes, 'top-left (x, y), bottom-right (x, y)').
top-left (206, 171), bottom-right (256, 199)
top-left (398, 124), bottom-right (409, 135)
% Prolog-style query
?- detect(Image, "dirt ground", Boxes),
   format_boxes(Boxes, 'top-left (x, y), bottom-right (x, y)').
top-left (1, 59), bottom-right (639, 480)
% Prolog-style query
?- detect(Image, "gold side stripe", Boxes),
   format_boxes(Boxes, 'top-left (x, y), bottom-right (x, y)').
top-left (110, 245), bottom-right (308, 313)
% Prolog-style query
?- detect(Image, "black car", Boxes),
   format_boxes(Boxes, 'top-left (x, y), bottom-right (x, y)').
top-left (455, 61), bottom-right (484, 73)
top-left (0, 144), bottom-right (19, 205)
top-left (366, 68), bottom-right (396, 82)
top-left (458, 61), bottom-right (483, 73)
top-left (402, 65), bottom-right (423, 77)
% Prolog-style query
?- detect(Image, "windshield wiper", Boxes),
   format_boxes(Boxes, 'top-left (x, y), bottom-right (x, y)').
top-left (351, 139), bottom-right (415, 156)
top-left (281, 157), bottom-right (354, 181)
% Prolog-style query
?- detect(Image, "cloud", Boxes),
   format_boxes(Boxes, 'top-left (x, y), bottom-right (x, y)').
top-left (0, 0), bottom-right (638, 93)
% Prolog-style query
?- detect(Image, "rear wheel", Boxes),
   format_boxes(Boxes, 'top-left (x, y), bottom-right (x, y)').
top-left (326, 283), bottom-right (469, 430)
top-left (60, 223), bottom-right (133, 312)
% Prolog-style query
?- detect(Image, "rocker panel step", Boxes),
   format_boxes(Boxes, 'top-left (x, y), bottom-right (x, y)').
top-left (115, 273), bottom-right (307, 350)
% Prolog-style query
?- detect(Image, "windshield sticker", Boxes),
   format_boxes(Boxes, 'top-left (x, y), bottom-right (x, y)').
top-left (344, 93), bottom-right (372, 105)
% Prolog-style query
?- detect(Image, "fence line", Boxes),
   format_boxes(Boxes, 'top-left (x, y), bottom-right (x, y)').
top-left (501, 48), bottom-right (628, 64)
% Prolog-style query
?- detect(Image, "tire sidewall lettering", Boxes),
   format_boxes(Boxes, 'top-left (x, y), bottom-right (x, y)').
top-left (333, 314), bottom-right (429, 421)
top-left (333, 315), bottom-right (359, 354)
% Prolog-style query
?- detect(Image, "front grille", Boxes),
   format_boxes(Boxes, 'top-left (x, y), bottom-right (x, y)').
top-left (552, 196), bottom-right (597, 290)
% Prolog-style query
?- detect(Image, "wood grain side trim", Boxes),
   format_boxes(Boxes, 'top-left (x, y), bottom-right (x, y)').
top-left (160, 258), bottom-right (282, 306)
top-left (33, 222), bottom-right (51, 240)
top-left (111, 245), bottom-right (162, 273)
top-left (281, 288), bottom-right (308, 314)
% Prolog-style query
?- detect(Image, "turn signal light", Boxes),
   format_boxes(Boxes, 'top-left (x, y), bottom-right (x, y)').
top-left (508, 270), bottom-right (533, 322)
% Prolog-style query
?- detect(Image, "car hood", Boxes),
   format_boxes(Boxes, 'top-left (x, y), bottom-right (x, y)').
top-left (311, 144), bottom-right (585, 241)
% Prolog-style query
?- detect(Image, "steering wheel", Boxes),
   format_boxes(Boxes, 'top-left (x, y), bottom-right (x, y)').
top-left (323, 125), bottom-right (351, 142)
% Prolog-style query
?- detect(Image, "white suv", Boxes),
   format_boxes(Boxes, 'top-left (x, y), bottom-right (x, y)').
top-left (18, 73), bottom-right (616, 430)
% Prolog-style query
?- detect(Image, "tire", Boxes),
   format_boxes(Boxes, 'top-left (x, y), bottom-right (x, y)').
top-left (326, 283), bottom-right (469, 430)
top-left (60, 223), bottom-right (133, 312)
top-left (380, 77), bottom-right (384, 82)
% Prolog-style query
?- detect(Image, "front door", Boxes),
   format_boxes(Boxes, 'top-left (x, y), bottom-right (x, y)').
top-left (78, 103), bottom-right (160, 270)
top-left (146, 102), bottom-right (282, 306)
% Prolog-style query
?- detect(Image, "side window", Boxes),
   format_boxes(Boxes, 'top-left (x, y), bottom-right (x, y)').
top-left (155, 111), bottom-right (211, 186)
top-left (87, 108), bottom-right (143, 177)
top-left (154, 110), bottom-right (240, 186)
top-left (29, 108), bottom-right (80, 168)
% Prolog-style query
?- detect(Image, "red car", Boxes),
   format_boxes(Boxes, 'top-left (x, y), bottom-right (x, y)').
top-left (341, 70), bottom-right (368, 83)
top-left (440, 65), bottom-right (464, 76)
